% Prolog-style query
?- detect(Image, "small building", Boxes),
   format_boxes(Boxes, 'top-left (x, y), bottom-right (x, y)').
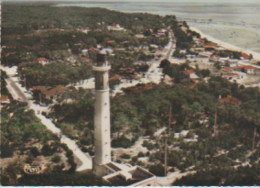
top-left (209, 55), bottom-right (220, 62)
top-left (102, 162), bottom-right (157, 186)
top-left (32, 85), bottom-right (67, 101)
top-left (198, 51), bottom-right (213, 58)
top-left (81, 26), bottom-right (90, 33)
top-left (237, 65), bottom-right (259, 75)
top-left (219, 96), bottom-right (241, 105)
top-left (37, 58), bottom-right (49, 65)
top-left (226, 59), bottom-right (239, 67)
top-left (107, 24), bottom-right (126, 31)
top-left (135, 34), bottom-right (146, 39)
top-left (185, 70), bottom-right (199, 82)
top-left (203, 44), bottom-right (218, 51)
top-left (82, 49), bottom-right (89, 56)
top-left (191, 47), bottom-right (205, 52)
top-left (150, 44), bottom-right (159, 49)
top-left (240, 52), bottom-right (251, 60)
top-left (223, 71), bottom-right (246, 82)
top-left (222, 67), bottom-right (232, 73)
top-left (106, 40), bottom-right (115, 45)
top-left (1, 95), bottom-right (10, 105)
top-left (110, 74), bottom-right (121, 81)
top-left (102, 48), bottom-right (114, 55)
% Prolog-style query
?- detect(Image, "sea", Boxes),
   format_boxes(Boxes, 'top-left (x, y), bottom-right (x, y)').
top-left (55, 0), bottom-right (260, 53)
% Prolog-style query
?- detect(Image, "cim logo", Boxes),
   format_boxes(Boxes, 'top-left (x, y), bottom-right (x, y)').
top-left (21, 164), bottom-right (42, 175)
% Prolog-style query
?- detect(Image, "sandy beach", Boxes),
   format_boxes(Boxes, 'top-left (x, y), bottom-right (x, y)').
top-left (190, 26), bottom-right (260, 61)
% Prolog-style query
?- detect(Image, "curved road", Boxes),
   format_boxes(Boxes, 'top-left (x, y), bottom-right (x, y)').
top-left (1, 65), bottom-right (93, 171)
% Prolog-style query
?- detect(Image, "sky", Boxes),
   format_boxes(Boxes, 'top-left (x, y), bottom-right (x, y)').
top-left (3, 0), bottom-right (260, 2)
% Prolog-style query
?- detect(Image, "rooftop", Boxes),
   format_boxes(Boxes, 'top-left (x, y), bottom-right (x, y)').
top-left (104, 166), bottom-right (154, 186)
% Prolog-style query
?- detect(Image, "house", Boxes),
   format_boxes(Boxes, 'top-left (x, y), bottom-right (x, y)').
top-left (237, 65), bottom-right (258, 75)
top-left (185, 70), bottom-right (199, 82)
top-left (222, 67), bottom-right (232, 73)
top-left (120, 68), bottom-right (135, 74)
top-left (240, 53), bottom-right (251, 60)
top-left (32, 85), bottom-right (67, 101)
top-left (198, 51), bottom-right (213, 58)
top-left (219, 96), bottom-right (241, 104)
top-left (203, 44), bottom-right (218, 50)
top-left (135, 34), bottom-right (146, 39)
top-left (82, 26), bottom-right (90, 33)
top-left (37, 58), bottom-right (49, 65)
top-left (150, 44), bottom-right (159, 49)
top-left (89, 48), bottom-right (98, 51)
top-left (102, 48), bottom-right (114, 55)
top-left (110, 74), bottom-right (121, 81)
top-left (223, 71), bottom-right (246, 82)
top-left (191, 47), bottom-right (205, 52)
top-left (209, 55), bottom-right (220, 62)
top-left (102, 162), bottom-right (157, 186)
top-left (219, 57), bottom-right (230, 63)
top-left (215, 46), bottom-right (226, 51)
top-left (106, 40), bottom-right (115, 44)
top-left (82, 49), bottom-right (88, 56)
top-left (1, 95), bottom-right (10, 105)
top-left (5, 52), bottom-right (16, 57)
top-left (186, 54), bottom-right (197, 59)
top-left (181, 26), bottom-right (187, 32)
top-left (66, 56), bottom-right (77, 64)
top-left (82, 57), bottom-right (91, 63)
top-left (158, 28), bottom-right (167, 33)
top-left (226, 59), bottom-right (239, 67)
top-left (107, 24), bottom-right (126, 31)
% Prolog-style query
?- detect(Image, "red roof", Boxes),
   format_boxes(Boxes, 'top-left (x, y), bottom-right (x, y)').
top-left (219, 96), bottom-right (241, 104)
top-left (82, 58), bottom-right (90, 63)
top-left (1, 95), bottom-right (9, 103)
top-left (185, 70), bottom-right (196, 74)
top-left (211, 55), bottom-right (220, 58)
top-left (237, 65), bottom-right (257, 71)
top-left (240, 53), bottom-right (250, 59)
top-left (32, 86), bottom-right (47, 93)
top-left (226, 73), bottom-right (238, 77)
top-left (37, 58), bottom-right (49, 62)
top-left (203, 44), bottom-right (218, 48)
top-left (143, 83), bottom-right (153, 90)
top-left (32, 85), bottom-right (66, 97)
top-left (89, 48), bottom-right (97, 51)
top-left (110, 74), bottom-right (121, 80)
top-left (83, 27), bottom-right (89, 30)
top-left (223, 68), bottom-right (232, 72)
top-left (5, 52), bottom-right (17, 57)
top-left (45, 85), bottom-right (66, 97)
top-left (106, 40), bottom-right (115, 44)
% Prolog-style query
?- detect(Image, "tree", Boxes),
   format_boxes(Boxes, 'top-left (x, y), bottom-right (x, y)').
top-left (149, 163), bottom-right (165, 176)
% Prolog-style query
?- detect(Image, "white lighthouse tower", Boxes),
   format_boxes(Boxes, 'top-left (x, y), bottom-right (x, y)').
top-left (93, 50), bottom-right (112, 176)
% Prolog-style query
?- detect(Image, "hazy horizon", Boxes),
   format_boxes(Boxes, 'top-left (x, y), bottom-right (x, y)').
top-left (2, 0), bottom-right (260, 3)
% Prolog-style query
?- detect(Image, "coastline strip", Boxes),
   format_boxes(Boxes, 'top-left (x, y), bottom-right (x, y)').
top-left (189, 26), bottom-right (260, 61)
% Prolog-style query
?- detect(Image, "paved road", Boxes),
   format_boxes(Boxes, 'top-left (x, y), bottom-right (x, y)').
top-left (5, 77), bottom-right (28, 102)
top-left (70, 28), bottom-right (176, 95)
top-left (1, 65), bottom-right (93, 171)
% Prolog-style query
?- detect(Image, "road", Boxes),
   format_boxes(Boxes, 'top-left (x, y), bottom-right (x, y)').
top-left (0, 29), bottom-right (176, 170)
top-left (112, 29), bottom-right (176, 95)
top-left (1, 65), bottom-right (93, 171)
top-left (70, 28), bottom-right (176, 96)
top-left (5, 77), bottom-right (28, 102)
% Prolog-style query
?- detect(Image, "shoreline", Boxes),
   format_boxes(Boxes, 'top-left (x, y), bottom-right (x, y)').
top-left (53, 3), bottom-right (260, 61)
top-left (189, 26), bottom-right (260, 61)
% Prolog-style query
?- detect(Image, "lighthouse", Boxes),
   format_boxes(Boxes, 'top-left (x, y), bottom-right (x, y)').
top-left (93, 50), bottom-right (111, 176)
